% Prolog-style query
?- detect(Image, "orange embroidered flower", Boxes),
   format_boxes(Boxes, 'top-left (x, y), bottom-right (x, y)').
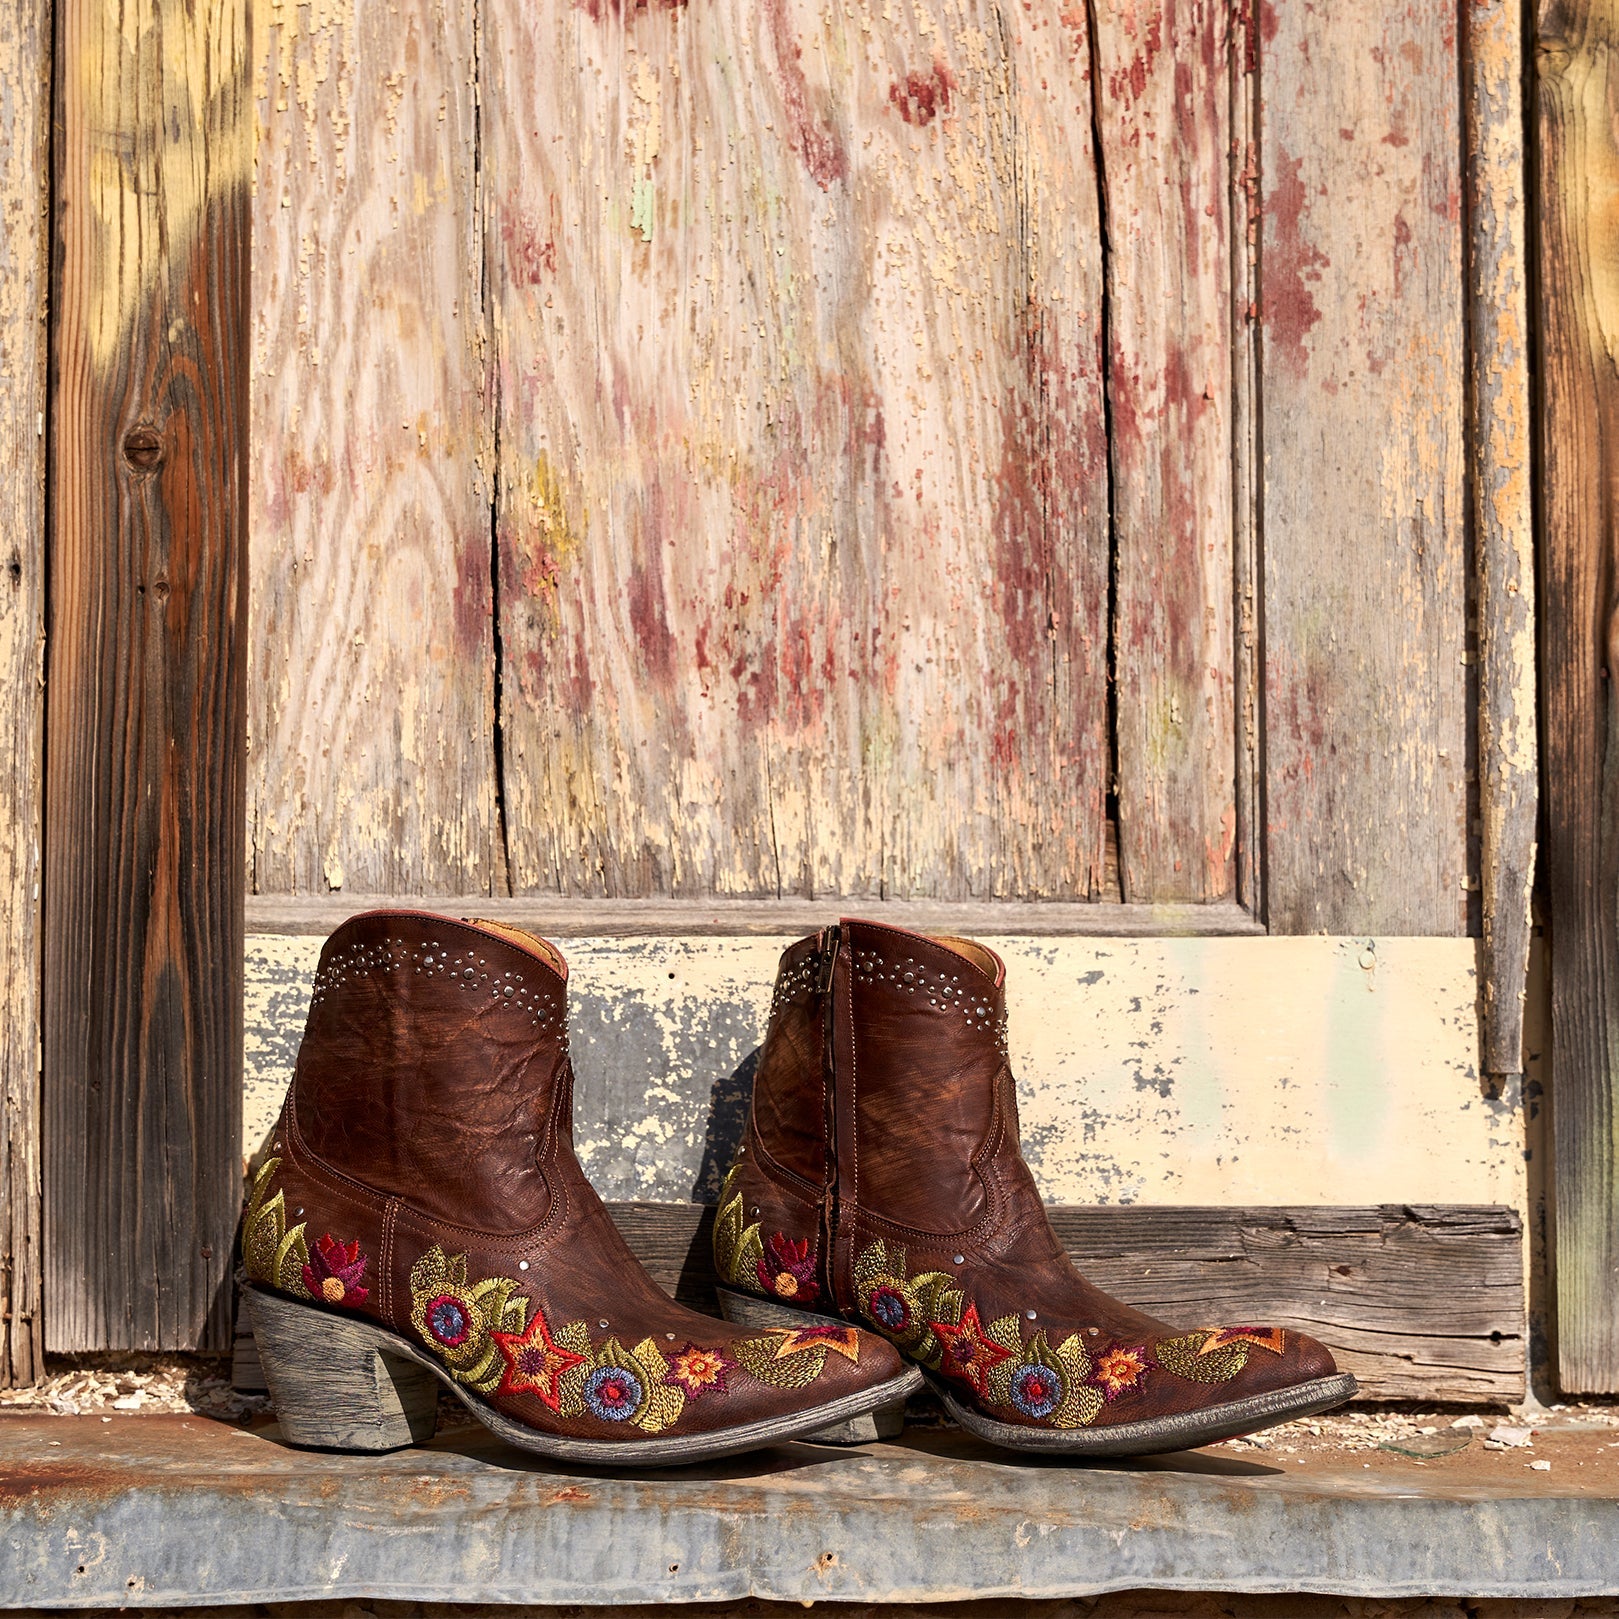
top-left (1091, 1343), bottom-right (1152, 1400)
top-left (665, 1343), bottom-right (736, 1397)
top-left (1198, 1325), bottom-right (1287, 1357)
top-left (769, 1325), bottom-right (862, 1363)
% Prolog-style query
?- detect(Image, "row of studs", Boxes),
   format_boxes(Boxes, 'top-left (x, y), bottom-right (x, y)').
top-left (310, 936), bottom-right (563, 1030)
top-left (767, 951), bottom-right (825, 1021)
top-left (850, 948), bottom-right (1011, 1057)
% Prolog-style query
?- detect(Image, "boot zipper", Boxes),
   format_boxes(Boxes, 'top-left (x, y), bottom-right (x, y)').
top-left (817, 923), bottom-right (842, 1305)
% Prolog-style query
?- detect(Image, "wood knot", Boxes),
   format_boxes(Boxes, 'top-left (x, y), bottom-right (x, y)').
top-left (121, 424), bottom-right (165, 473)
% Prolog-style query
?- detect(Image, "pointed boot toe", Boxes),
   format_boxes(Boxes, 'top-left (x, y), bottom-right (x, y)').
top-left (713, 918), bottom-right (1356, 1458)
top-left (240, 911), bottom-right (918, 1465)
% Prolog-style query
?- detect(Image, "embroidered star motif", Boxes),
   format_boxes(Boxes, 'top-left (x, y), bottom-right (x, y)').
top-left (929, 1304), bottom-right (1015, 1398)
top-left (771, 1326), bottom-right (862, 1363)
top-left (492, 1306), bottom-right (586, 1408)
top-left (1198, 1325), bottom-right (1288, 1357)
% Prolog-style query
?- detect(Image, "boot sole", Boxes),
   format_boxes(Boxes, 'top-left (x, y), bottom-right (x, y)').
top-left (245, 1285), bottom-right (923, 1465)
top-left (718, 1286), bottom-right (1358, 1457)
top-left (932, 1370), bottom-right (1359, 1456)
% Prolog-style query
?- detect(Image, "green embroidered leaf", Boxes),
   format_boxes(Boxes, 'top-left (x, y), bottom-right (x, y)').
top-left (732, 1334), bottom-right (826, 1389)
top-left (713, 1168), bottom-right (767, 1293)
top-left (274, 1225), bottom-right (311, 1297)
top-left (1155, 1332), bottom-right (1249, 1383)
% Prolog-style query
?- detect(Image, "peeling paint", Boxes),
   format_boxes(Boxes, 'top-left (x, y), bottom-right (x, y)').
top-left (244, 933), bottom-right (1519, 1219)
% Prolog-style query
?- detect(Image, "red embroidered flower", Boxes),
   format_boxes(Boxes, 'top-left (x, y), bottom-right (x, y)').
top-left (1091, 1343), bottom-right (1152, 1399)
top-left (491, 1307), bottom-right (586, 1408)
top-left (929, 1304), bottom-right (1014, 1398)
top-left (757, 1232), bottom-right (820, 1305)
top-left (665, 1343), bottom-right (736, 1397)
top-left (302, 1233), bottom-right (370, 1307)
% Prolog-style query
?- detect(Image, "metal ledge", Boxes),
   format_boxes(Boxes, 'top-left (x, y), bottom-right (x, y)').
top-left (1, 1415), bottom-right (1615, 1607)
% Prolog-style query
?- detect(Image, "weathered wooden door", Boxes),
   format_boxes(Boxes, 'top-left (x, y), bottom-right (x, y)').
top-left (30, 0), bottom-right (1541, 1396)
top-left (243, 0), bottom-right (1476, 931)
top-left (250, 0), bottom-right (1248, 910)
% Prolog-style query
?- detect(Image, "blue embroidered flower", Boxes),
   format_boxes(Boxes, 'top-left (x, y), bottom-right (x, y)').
top-left (583, 1363), bottom-right (643, 1421)
top-left (426, 1293), bottom-right (472, 1349)
top-left (1008, 1362), bottom-right (1063, 1419)
top-left (868, 1284), bottom-right (912, 1333)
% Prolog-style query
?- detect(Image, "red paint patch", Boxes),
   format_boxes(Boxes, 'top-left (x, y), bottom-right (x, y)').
top-left (452, 540), bottom-right (489, 654)
top-left (990, 300), bottom-right (1106, 799)
top-left (501, 203), bottom-right (558, 285)
top-left (1262, 149), bottom-right (1328, 376)
top-left (763, 0), bottom-right (847, 189)
top-left (888, 60), bottom-right (956, 127)
top-left (574, 0), bottom-right (687, 18)
top-left (627, 561), bottom-right (676, 685)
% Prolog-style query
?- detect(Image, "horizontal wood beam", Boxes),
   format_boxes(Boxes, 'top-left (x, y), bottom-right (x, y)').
top-left (234, 1202), bottom-right (1524, 1405)
top-left (244, 895), bottom-right (1265, 939)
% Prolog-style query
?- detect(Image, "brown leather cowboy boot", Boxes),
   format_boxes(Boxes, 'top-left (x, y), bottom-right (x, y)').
top-left (712, 918), bottom-right (1357, 1455)
top-left (241, 910), bottom-right (918, 1463)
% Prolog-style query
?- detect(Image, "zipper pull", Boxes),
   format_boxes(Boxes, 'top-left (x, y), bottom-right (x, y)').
top-left (817, 923), bottom-right (841, 995)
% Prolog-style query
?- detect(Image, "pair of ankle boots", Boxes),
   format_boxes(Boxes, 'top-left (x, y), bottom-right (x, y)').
top-left (242, 911), bottom-right (1355, 1464)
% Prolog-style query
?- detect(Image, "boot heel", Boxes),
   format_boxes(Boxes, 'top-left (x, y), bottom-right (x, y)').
top-left (715, 1287), bottom-right (907, 1443)
top-left (244, 1286), bottom-right (440, 1453)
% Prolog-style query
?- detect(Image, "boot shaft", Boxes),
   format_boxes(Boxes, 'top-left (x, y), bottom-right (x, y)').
top-left (832, 919), bottom-right (1012, 1235)
top-left (747, 918), bottom-right (1018, 1229)
top-left (293, 912), bottom-right (572, 1232)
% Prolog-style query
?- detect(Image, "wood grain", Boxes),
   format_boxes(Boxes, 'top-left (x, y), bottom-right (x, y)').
top-left (248, 0), bottom-right (501, 896)
top-left (1536, 0), bottom-right (1619, 1392)
top-left (1467, 0), bottom-right (1536, 1079)
top-left (45, 0), bottom-right (249, 1351)
top-left (0, 0), bottom-right (48, 1386)
top-left (1259, 0), bottom-right (1468, 936)
top-left (482, 0), bottom-right (1111, 901)
top-left (608, 1202), bottom-right (1523, 1402)
top-left (1092, 0), bottom-right (1236, 904)
top-left (1229, 0), bottom-right (1262, 917)
top-left (243, 893), bottom-right (1264, 937)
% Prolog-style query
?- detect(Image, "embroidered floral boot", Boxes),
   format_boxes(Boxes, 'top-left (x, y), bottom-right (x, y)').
top-left (712, 919), bottom-right (1358, 1456)
top-left (240, 910), bottom-right (919, 1463)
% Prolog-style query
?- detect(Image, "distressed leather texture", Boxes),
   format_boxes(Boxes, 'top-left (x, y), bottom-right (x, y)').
top-left (717, 918), bottom-right (1342, 1433)
top-left (242, 911), bottom-right (903, 1444)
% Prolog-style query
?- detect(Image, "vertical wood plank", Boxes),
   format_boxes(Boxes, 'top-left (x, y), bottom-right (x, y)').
top-left (1259, 0), bottom-right (1468, 935)
top-left (248, 0), bottom-right (499, 897)
top-left (0, 0), bottom-right (48, 1385)
top-left (1093, 0), bottom-right (1237, 903)
top-left (1229, 0), bottom-right (1263, 916)
top-left (1536, 0), bottom-right (1619, 1392)
top-left (46, 0), bottom-right (249, 1350)
top-left (484, 0), bottom-right (1111, 900)
top-left (1466, 0), bottom-right (1536, 1077)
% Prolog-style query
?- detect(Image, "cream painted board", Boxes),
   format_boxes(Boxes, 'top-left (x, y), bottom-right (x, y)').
top-left (246, 933), bottom-right (1511, 1215)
